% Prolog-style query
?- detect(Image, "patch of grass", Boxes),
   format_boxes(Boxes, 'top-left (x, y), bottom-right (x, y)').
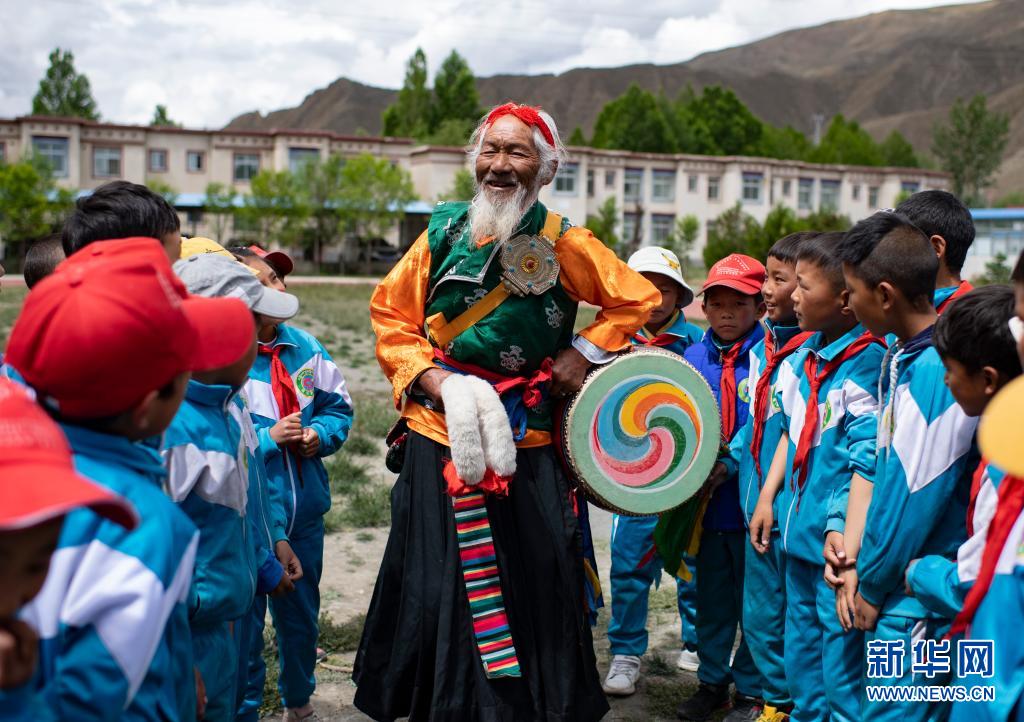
top-left (345, 433), bottom-right (379, 457)
top-left (645, 676), bottom-right (699, 721)
top-left (323, 507), bottom-right (345, 533)
top-left (353, 392), bottom-right (398, 438)
top-left (0, 286), bottom-right (28, 348)
top-left (355, 530), bottom-right (375, 543)
top-left (645, 650), bottom-right (676, 678)
top-left (325, 451), bottom-right (371, 496)
top-left (341, 485), bottom-right (391, 528)
top-left (319, 611), bottom-right (366, 655)
top-left (260, 625), bottom-right (282, 715)
top-left (291, 284), bottom-right (375, 334)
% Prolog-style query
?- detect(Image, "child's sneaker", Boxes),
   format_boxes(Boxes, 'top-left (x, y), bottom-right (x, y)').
top-left (676, 682), bottom-right (729, 720)
top-left (755, 705), bottom-right (791, 722)
top-left (282, 705), bottom-right (321, 721)
top-left (722, 693), bottom-right (764, 721)
top-left (676, 648), bottom-right (699, 672)
top-left (602, 654), bottom-right (641, 696)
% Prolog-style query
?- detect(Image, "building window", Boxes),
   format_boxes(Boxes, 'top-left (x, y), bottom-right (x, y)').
top-left (93, 147), bottom-right (121, 178)
top-left (187, 151), bottom-right (205, 173)
top-left (707, 176), bottom-right (720, 201)
top-left (651, 214), bottom-right (675, 244)
top-left (149, 149), bottom-right (168, 173)
top-left (288, 147), bottom-right (320, 173)
top-left (852, 184), bottom-right (861, 201)
top-left (868, 186), bottom-right (880, 208)
top-left (798, 178), bottom-right (814, 210)
top-left (901, 181), bottom-right (920, 196)
top-left (31, 136), bottom-right (69, 177)
top-left (622, 212), bottom-right (641, 245)
top-left (605, 170), bottom-right (616, 189)
top-left (742, 173), bottom-right (763, 204)
top-left (0, 142), bottom-right (5, 162)
top-left (652, 170), bottom-right (676, 203)
top-left (688, 174), bottom-right (699, 193)
top-left (587, 169), bottom-right (595, 197)
top-left (782, 179), bottom-right (792, 196)
top-left (820, 180), bottom-right (841, 210)
top-left (233, 153), bottom-right (260, 182)
top-left (624, 168), bottom-right (644, 202)
top-left (553, 163), bottom-right (579, 195)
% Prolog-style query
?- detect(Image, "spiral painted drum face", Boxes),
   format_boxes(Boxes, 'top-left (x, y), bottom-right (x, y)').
top-left (562, 348), bottom-right (721, 515)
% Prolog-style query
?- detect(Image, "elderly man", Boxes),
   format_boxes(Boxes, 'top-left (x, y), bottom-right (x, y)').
top-left (354, 103), bottom-right (658, 721)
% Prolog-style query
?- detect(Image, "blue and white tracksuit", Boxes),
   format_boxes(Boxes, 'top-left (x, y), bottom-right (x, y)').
top-left (608, 313), bottom-right (703, 657)
top-left (245, 323), bottom-right (353, 708)
top-left (11, 425), bottom-right (199, 721)
top-left (163, 380), bottom-right (282, 722)
top-left (773, 325), bottom-right (884, 722)
top-left (858, 328), bottom-right (978, 722)
top-left (683, 326), bottom-right (764, 697)
top-left (907, 464), bottom-right (1003, 619)
top-left (721, 320), bottom-right (809, 707)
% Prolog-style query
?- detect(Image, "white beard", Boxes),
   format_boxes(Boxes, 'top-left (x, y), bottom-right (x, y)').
top-left (467, 182), bottom-right (537, 245)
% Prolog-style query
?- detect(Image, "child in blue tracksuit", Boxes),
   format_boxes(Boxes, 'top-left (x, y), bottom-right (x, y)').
top-left (752, 233), bottom-right (885, 722)
top-left (603, 247), bottom-right (703, 697)
top-left (167, 253), bottom-right (301, 720)
top-left (905, 286), bottom-right (1021, 619)
top-left (245, 309), bottom-right (354, 720)
top-left (677, 253), bottom-right (766, 722)
top-left (837, 212), bottom-right (978, 722)
top-left (1, 238), bottom-right (256, 720)
top-left (722, 232), bottom-right (816, 719)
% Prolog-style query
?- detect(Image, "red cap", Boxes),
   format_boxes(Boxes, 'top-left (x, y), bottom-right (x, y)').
top-left (0, 380), bottom-right (138, 531)
top-left (701, 254), bottom-right (767, 296)
top-left (248, 245), bottom-right (293, 277)
top-left (5, 237), bottom-right (256, 419)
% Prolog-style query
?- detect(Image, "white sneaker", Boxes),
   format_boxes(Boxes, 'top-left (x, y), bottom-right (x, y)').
top-left (677, 648), bottom-right (700, 672)
top-left (283, 706), bottom-right (322, 722)
top-left (602, 654), bottom-right (641, 696)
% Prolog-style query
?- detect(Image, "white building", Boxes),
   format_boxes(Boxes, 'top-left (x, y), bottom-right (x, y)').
top-left (0, 115), bottom-right (950, 266)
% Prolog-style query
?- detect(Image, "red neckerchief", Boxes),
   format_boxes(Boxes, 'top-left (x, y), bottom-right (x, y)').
top-left (936, 281), bottom-right (974, 315)
top-left (750, 329), bottom-right (813, 479)
top-left (967, 459), bottom-right (988, 537)
top-left (949, 474), bottom-right (1024, 637)
top-left (258, 344), bottom-right (304, 483)
top-left (791, 331), bottom-right (883, 494)
top-left (719, 341), bottom-right (744, 443)
top-left (632, 332), bottom-right (679, 348)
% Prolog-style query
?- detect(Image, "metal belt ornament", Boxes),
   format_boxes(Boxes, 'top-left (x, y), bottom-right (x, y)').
top-left (500, 233), bottom-right (559, 296)
top-left (560, 347), bottom-right (721, 516)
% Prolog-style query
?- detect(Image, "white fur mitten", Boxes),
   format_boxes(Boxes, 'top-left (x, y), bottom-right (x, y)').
top-left (441, 374), bottom-right (486, 484)
top-left (463, 375), bottom-right (517, 479)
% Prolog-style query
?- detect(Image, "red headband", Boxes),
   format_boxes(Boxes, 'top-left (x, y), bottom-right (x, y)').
top-left (485, 103), bottom-right (555, 148)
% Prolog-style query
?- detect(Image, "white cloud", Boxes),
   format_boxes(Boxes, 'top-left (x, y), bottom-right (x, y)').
top-left (0, 0), bottom-right (981, 128)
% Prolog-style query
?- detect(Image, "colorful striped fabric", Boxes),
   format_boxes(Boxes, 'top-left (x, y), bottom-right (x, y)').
top-left (453, 490), bottom-right (522, 678)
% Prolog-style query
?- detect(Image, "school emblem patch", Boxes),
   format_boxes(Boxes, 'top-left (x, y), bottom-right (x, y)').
top-left (770, 387), bottom-right (781, 412)
top-left (296, 368), bottom-right (315, 398)
top-left (737, 378), bottom-right (751, 404)
top-left (822, 399), bottom-right (833, 428)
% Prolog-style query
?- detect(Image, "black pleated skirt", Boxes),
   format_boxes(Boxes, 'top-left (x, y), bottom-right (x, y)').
top-left (353, 432), bottom-right (609, 722)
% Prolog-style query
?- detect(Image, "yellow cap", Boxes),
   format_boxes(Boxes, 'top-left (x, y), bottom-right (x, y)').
top-left (179, 237), bottom-right (258, 275)
top-left (978, 375), bottom-right (1024, 476)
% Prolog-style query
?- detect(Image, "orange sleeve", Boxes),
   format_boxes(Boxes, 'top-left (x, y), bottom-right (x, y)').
top-left (557, 227), bottom-right (659, 351)
top-left (369, 231), bottom-right (436, 408)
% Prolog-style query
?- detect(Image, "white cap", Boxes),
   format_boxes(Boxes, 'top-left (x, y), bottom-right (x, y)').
top-left (627, 246), bottom-right (695, 308)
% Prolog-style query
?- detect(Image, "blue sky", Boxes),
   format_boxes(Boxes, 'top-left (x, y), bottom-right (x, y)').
top-left (0, 0), bottom-right (979, 128)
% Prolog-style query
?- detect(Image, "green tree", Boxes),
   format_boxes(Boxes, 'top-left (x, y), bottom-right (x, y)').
top-left (703, 203), bottom-right (760, 267)
top-left (432, 50), bottom-right (481, 131)
top-left (237, 170), bottom-right (304, 246)
top-left (994, 191), bottom-right (1024, 208)
top-left (150, 104), bottom-right (181, 128)
top-left (759, 124), bottom-right (812, 161)
top-left (381, 48), bottom-right (431, 138)
top-left (688, 86), bottom-right (764, 156)
top-left (585, 197), bottom-right (621, 256)
top-left (32, 48), bottom-right (99, 120)
top-left (337, 153), bottom-right (417, 274)
top-left (437, 168), bottom-right (476, 201)
top-left (0, 158), bottom-right (70, 267)
top-left (880, 131), bottom-right (919, 167)
top-left (591, 84), bottom-right (677, 153)
top-left (146, 179), bottom-right (178, 206)
top-left (203, 182), bottom-right (236, 243)
top-left (567, 126), bottom-right (587, 146)
top-left (808, 115), bottom-right (884, 166)
top-left (665, 214), bottom-right (700, 268)
top-left (293, 155), bottom-right (347, 270)
top-left (423, 117), bottom-right (475, 146)
top-left (702, 204), bottom-right (850, 267)
top-left (932, 94), bottom-right (1011, 205)
top-left (972, 252), bottom-right (1012, 286)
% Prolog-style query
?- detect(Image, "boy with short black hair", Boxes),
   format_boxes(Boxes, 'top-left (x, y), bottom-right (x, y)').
top-left (603, 246), bottom-right (702, 696)
top-left (23, 233), bottom-right (65, 289)
top-left (722, 231), bottom-right (816, 721)
top-left (751, 231), bottom-right (885, 722)
top-left (1, 238), bottom-right (256, 719)
top-left (61, 180), bottom-right (182, 261)
top-left (837, 211), bottom-right (978, 722)
top-left (677, 254), bottom-right (766, 722)
top-left (895, 190), bottom-right (975, 312)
